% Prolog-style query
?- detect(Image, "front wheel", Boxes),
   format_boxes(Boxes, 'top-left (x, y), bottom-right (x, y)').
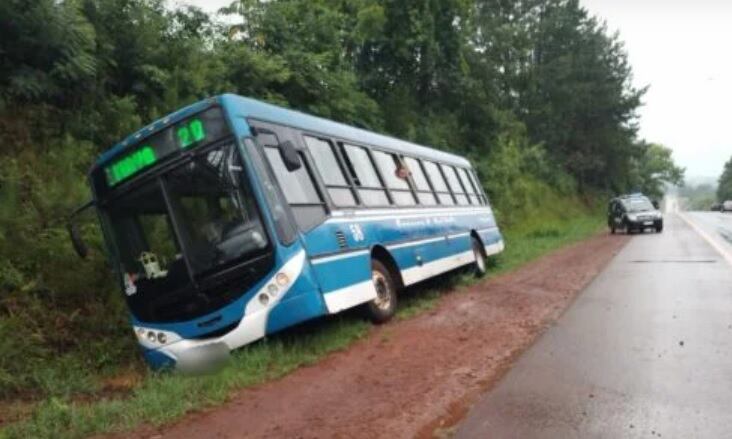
top-left (363, 260), bottom-right (397, 324)
top-left (472, 237), bottom-right (487, 277)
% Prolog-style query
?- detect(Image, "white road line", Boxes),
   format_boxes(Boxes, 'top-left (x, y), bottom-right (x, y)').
top-left (678, 212), bottom-right (732, 267)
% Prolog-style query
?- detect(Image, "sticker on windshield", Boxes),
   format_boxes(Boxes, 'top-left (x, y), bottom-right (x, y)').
top-left (124, 273), bottom-right (138, 296)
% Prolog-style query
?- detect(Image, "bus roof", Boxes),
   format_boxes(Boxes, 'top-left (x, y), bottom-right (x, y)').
top-left (97, 94), bottom-right (471, 168)
top-left (220, 94), bottom-right (471, 167)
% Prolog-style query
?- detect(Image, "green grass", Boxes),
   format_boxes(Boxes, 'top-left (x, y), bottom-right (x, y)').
top-left (2, 205), bottom-right (603, 439)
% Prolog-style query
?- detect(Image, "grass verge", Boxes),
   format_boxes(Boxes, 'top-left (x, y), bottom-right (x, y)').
top-left (2, 206), bottom-right (603, 439)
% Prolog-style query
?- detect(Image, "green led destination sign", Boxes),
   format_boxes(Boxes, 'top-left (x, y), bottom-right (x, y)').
top-left (105, 146), bottom-right (157, 186)
top-left (101, 107), bottom-right (228, 188)
top-left (177, 118), bottom-right (206, 148)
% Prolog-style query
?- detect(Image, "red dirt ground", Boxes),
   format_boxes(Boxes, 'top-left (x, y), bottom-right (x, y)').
top-left (125, 233), bottom-right (628, 439)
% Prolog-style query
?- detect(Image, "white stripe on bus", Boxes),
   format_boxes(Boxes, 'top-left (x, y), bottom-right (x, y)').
top-left (484, 240), bottom-right (504, 256)
top-left (323, 280), bottom-right (377, 314)
top-left (311, 231), bottom-right (475, 265)
top-left (324, 209), bottom-right (493, 224)
top-left (310, 249), bottom-right (370, 265)
top-left (402, 249), bottom-right (477, 286)
top-left (330, 206), bottom-right (491, 217)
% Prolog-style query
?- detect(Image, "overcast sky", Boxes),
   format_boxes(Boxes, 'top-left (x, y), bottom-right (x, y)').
top-left (185, 0), bottom-right (731, 180)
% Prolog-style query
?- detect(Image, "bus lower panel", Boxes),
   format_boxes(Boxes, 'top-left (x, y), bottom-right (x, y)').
top-left (143, 348), bottom-right (176, 370)
top-left (265, 288), bottom-right (327, 334)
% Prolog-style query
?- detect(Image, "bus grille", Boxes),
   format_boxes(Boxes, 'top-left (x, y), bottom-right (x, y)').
top-left (192, 321), bottom-right (239, 340)
top-left (335, 230), bottom-right (348, 248)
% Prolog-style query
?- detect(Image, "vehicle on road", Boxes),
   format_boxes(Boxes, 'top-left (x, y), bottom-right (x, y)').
top-left (711, 202), bottom-right (722, 211)
top-left (67, 94), bottom-right (504, 370)
top-left (607, 194), bottom-right (663, 234)
top-left (722, 200), bottom-right (732, 212)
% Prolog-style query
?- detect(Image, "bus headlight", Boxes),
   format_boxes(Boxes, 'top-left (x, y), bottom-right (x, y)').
top-left (134, 326), bottom-right (179, 346)
top-left (275, 272), bottom-right (290, 287)
top-left (267, 284), bottom-right (279, 297)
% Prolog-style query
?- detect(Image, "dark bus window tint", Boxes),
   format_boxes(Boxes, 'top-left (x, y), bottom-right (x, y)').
top-left (343, 144), bottom-right (389, 206)
top-left (244, 138), bottom-right (297, 243)
top-left (442, 164), bottom-right (468, 205)
top-left (423, 160), bottom-right (454, 205)
top-left (304, 136), bottom-right (356, 207)
top-left (404, 157), bottom-right (437, 205)
top-left (264, 147), bottom-right (320, 204)
top-left (372, 150), bottom-right (415, 206)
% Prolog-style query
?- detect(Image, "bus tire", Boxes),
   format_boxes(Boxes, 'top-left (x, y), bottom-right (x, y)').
top-left (472, 237), bottom-right (487, 277)
top-left (364, 259), bottom-right (397, 324)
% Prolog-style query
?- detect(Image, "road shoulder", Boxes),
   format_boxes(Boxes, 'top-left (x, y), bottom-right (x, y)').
top-left (124, 232), bottom-right (628, 439)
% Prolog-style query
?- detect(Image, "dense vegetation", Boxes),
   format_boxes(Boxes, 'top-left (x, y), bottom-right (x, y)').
top-left (718, 156), bottom-right (732, 202)
top-left (1, 0), bottom-right (684, 417)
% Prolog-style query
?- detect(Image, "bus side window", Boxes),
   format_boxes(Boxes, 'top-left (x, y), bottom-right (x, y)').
top-left (404, 157), bottom-right (437, 205)
top-left (303, 136), bottom-right (357, 207)
top-left (468, 169), bottom-right (487, 205)
top-left (372, 150), bottom-right (416, 206)
top-left (442, 164), bottom-right (469, 205)
top-left (423, 160), bottom-right (454, 205)
top-left (458, 167), bottom-right (479, 205)
top-left (254, 125), bottom-right (327, 232)
top-left (341, 143), bottom-right (390, 207)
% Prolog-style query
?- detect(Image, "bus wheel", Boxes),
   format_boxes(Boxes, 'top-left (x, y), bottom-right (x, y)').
top-left (365, 260), bottom-right (397, 324)
top-left (472, 237), bottom-right (487, 277)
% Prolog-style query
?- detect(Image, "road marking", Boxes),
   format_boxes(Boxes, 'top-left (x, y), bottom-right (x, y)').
top-left (678, 212), bottom-right (732, 267)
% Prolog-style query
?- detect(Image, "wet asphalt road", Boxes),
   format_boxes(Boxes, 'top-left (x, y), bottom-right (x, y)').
top-left (684, 211), bottom-right (732, 264)
top-left (455, 213), bottom-right (732, 438)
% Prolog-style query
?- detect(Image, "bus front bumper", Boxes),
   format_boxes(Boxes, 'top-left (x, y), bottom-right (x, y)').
top-left (137, 250), bottom-right (307, 371)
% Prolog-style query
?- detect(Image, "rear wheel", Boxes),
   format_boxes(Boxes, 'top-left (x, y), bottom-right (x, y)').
top-left (364, 260), bottom-right (397, 324)
top-left (472, 237), bottom-right (487, 277)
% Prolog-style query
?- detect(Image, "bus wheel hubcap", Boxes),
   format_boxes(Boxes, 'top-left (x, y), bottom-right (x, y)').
top-left (474, 246), bottom-right (485, 272)
top-left (372, 271), bottom-right (391, 310)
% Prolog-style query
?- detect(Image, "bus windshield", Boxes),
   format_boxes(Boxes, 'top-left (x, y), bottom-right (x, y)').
top-left (106, 142), bottom-right (268, 297)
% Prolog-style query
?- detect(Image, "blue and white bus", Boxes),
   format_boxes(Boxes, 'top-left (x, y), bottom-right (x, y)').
top-left (68, 94), bottom-right (504, 370)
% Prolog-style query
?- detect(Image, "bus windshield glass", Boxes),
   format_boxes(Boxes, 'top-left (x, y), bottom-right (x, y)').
top-left (106, 142), bottom-right (269, 296)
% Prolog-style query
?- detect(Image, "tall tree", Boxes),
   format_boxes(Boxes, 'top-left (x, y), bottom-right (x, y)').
top-left (628, 143), bottom-right (685, 200)
top-left (718, 156), bottom-right (732, 202)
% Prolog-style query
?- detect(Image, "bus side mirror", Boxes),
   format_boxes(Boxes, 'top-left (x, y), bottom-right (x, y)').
top-left (279, 140), bottom-right (301, 172)
top-left (68, 200), bottom-right (95, 259)
top-left (68, 221), bottom-right (88, 259)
